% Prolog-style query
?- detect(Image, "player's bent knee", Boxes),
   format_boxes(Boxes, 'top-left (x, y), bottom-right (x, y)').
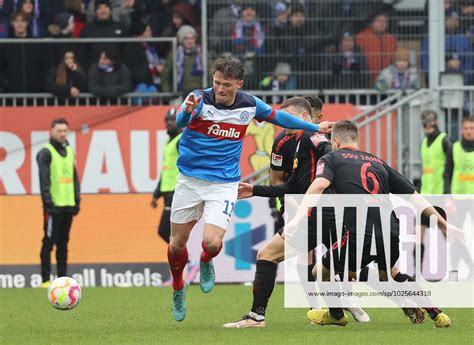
top-left (203, 238), bottom-right (222, 254)
top-left (169, 237), bottom-right (186, 255)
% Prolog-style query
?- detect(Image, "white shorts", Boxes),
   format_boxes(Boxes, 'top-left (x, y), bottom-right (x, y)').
top-left (170, 173), bottom-right (239, 231)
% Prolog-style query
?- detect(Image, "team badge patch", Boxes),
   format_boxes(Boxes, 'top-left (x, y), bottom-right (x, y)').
top-left (310, 134), bottom-right (328, 147)
top-left (240, 111), bottom-right (250, 122)
top-left (316, 162), bottom-right (325, 175)
top-left (271, 153), bottom-right (283, 167)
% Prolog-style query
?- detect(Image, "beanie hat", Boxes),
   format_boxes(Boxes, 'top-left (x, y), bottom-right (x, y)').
top-left (95, 0), bottom-right (111, 10)
top-left (177, 25), bottom-right (197, 44)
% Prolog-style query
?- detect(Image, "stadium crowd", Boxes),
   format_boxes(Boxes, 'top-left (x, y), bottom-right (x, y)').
top-left (0, 0), bottom-right (473, 97)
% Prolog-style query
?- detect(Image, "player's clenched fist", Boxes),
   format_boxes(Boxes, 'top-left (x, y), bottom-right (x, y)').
top-left (238, 182), bottom-right (254, 199)
top-left (184, 94), bottom-right (203, 113)
top-left (317, 121), bottom-right (334, 134)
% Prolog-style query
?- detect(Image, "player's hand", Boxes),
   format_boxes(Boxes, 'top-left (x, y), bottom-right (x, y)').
top-left (184, 94), bottom-right (202, 113)
top-left (150, 198), bottom-right (158, 209)
top-left (317, 121), bottom-right (334, 134)
top-left (238, 182), bottom-right (254, 199)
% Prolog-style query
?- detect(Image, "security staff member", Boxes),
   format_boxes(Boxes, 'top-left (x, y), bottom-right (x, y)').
top-left (37, 118), bottom-right (80, 288)
top-left (420, 110), bottom-right (451, 194)
top-left (150, 108), bottom-right (182, 244)
top-left (446, 116), bottom-right (474, 194)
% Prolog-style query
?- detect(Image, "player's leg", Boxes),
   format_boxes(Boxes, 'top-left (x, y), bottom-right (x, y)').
top-left (40, 211), bottom-right (55, 287)
top-left (199, 223), bottom-right (225, 293)
top-left (223, 232), bottom-right (286, 328)
top-left (168, 175), bottom-right (202, 321)
top-left (198, 180), bottom-right (239, 293)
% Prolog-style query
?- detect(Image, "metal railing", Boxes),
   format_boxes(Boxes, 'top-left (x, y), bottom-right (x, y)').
top-left (0, 89), bottom-right (398, 107)
top-left (0, 92), bottom-right (179, 107)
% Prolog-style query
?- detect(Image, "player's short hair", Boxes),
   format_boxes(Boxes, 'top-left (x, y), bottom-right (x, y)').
top-left (211, 56), bottom-right (244, 80)
top-left (51, 117), bottom-right (69, 128)
top-left (462, 116), bottom-right (474, 124)
top-left (280, 97), bottom-right (312, 116)
top-left (302, 95), bottom-right (323, 113)
top-left (332, 120), bottom-right (358, 142)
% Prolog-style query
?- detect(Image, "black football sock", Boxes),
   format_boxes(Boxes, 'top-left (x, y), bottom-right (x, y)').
top-left (250, 260), bottom-right (278, 319)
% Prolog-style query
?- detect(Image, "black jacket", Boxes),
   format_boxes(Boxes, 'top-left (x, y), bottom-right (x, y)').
top-left (122, 42), bottom-right (154, 85)
top-left (36, 138), bottom-right (80, 213)
top-left (0, 33), bottom-right (51, 92)
top-left (46, 66), bottom-right (88, 98)
top-left (80, 19), bottom-right (127, 67)
top-left (88, 62), bottom-right (132, 98)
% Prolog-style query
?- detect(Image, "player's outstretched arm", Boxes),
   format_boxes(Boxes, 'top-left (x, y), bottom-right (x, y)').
top-left (254, 97), bottom-right (333, 134)
top-left (176, 93), bottom-right (203, 127)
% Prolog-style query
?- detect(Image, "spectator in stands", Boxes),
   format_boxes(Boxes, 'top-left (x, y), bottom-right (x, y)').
top-left (422, 9), bottom-right (472, 85)
top-left (0, 11), bottom-right (50, 92)
top-left (260, 62), bottom-right (296, 104)
top-left (161, 25), bottom-right (203, 96)
top-left (46, 51), bottom-right (87, 98)
top-left (231, 3), bottom-right (264, 56)
top-left (123, 19), bottom-right (165, 92)
top-left (88, 48), bottom-right (132, 98)
top-left (161, 2), bottom-right (198, 38)
top-left (209, 0), bottom-right (242, 54)
top-left (321, 31), bottom-right (369, 89)
top-left (86, 0), bottom-right (136, 28)
top-left (277, 3), bottom-right (315, 89)
top-left (375, 47), bottom-right (420, 91)
top-left (48, 12), bottom-right (85, 66)
top-left (64, 0), bottom-right (87, 38)
top-left (18, 0), bottom-right (50, 37)
top-left (81, 0), bottom-right (127, 68)
top-left (446, 51), bottom-right (464, 75)
top-left (356, 13), bottom-right (397, 85)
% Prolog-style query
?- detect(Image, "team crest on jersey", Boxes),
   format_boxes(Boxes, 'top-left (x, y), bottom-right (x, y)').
top-left (310, 133), bottom-right (328, 147)
top-left (240, 111), bottom-right (250, 122)
top-left (271, 153), bottom-right (283, 167)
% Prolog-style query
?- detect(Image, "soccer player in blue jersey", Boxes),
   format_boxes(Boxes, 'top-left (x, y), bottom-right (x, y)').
top-left (167, 56), bottom-right (333, 321)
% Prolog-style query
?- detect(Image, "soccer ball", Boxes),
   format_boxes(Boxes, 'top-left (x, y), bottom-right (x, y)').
top-left (47, 277), bottom-right (82, 310)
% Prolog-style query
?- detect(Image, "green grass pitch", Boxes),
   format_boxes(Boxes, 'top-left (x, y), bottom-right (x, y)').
top-left (1, 285), bottom-right (473, 344)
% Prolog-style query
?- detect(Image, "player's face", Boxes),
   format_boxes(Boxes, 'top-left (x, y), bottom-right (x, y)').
top-left (311, 110), bottom-right (322, 123)
top-left (461, 121), bottom-right (474, 141)
top-left (51, 124), bottom-right (69, 144)
top-left (284, 106), bottom-right (310, 135)
top-left (212, 72), bottom-right (243, 106)
top-left (165, 117), bottom-right (177, 132)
